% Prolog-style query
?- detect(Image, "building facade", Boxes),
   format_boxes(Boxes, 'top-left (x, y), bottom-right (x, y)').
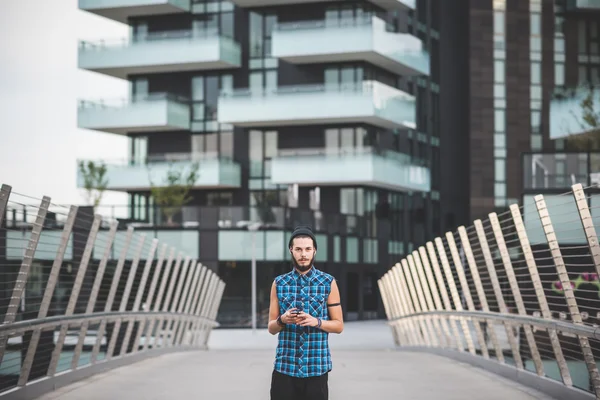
top-left (77, 0), bottom-right (440, 325)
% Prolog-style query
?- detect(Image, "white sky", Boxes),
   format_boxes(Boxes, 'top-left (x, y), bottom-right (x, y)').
top-left (0, 0), bottom-right (131, 207)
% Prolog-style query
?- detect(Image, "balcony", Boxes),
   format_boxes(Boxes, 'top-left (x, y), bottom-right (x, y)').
top-left (78, 30), bottom-right (241, 79)
top-left (77, 153), bottom-right (242, 192)
top-left (272, 17), bottom-right (429, 76)
top-left (521, 152), bottom-right (600, 190)
top-left (550, 85), bottom-right (600, 139)
top-left (565, 0), bottom-right (600, 11)
top-left (78, 0), bottom-right (191, 24)
top-left (270, 147), bottom-right (430, 192)
top-left (217, 81), bottom-right (415, 130)
top-left (78, 93), bottom-right (190, 135)
top-left (226, 0), bottom-right (414, 11)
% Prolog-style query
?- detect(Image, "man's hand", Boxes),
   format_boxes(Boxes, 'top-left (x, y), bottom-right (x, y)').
top-left (296, 311), bottom-right (319, 327)
top-left (281, 308), bottom-right (300, 325)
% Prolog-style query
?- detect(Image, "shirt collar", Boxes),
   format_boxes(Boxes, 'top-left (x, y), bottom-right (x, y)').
top-left (292, 266), bottom-right (316, 281)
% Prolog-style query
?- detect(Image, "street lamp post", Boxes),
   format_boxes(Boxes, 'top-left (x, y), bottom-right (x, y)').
top-left (237, 220), bottom-right (262, 334)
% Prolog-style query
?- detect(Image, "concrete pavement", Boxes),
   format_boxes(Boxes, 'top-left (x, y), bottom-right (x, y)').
top-left (37, 321), bottom-right (556, 400)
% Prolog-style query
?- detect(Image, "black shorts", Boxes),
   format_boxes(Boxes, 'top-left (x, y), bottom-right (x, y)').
top-left (270, 370), bottom-right (328, 400)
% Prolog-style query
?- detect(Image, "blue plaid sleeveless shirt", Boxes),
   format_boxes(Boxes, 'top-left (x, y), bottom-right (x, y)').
top-left (274, 267), bottom-right (334, 378)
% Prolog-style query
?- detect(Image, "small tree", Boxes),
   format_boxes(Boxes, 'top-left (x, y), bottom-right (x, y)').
top-left (78, 160), bottom-right (108, 207)
top-left (150, 163), bottom-right (200, 225)
top-left (567, 86), bottom-right (600, 151)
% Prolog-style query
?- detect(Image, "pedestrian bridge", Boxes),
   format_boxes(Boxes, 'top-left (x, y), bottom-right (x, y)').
top-left (1, 182), bottom-right (600, 400)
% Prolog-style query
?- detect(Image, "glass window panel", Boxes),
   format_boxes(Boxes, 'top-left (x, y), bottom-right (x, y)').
top-left (192, 77), bottom-right (204, 101)
top-left (531, 85), bottom-right (542, 100)
top-left (495, 182), bottom-right (506, 197)
top-left (221, 75), bottom-right (233, 94)
top-left (494, 84), bottom-right (505, 99)
top-left (555, 37), bottom-right (565, 53)
top-left (531, 110), bottom-right (541, 132)
top-left (191, 134), bottom-right (205, 154)
top-left (531, 62), bottom-right (541, 84)
top-left (250, 72), bottom-right (263, 91)
top-left (494, 133), bottom-right (506, 148)
top-left (494, 60), bottom-right (505, 83)
top-left (340, 188), bottom-right (355, 214)
top-left (531, 13), bottom-right (541, 36)
top-left (555, 63), bottom-right (565, 86)
top-left (205, 76), bottom-right (219, 120)
top-left (192, 104), bottom-right (205, 120)
top-left (266, 70), bottom-right (277, 90)
top-left (355, 127), bottom-right (367, 148)
top-left (250, 12), bottom-right (263, 58)
top-left (494, 109), bottom-right (505, 132)
top-left (325, 128), bottom-right (339, 150)
top-left (494, 12), bottom-right (505, 35)
top-left (531, 134), bottom-right (543, 151)
top-left (325, 68), bottom-right (339, 86)
top-left (495, 159), bottom-right (506, 181)
top-left (205, 133), bottom-right (218, 153)
top-left (250, 130), bottom-right (263, 160)
top-left (265, 131), bottom-right (278, 158)
top-left (530, 37), bottom-right (542, 52)
top-left (340, 128), bottom-right (354, 148)
top-left (579, 20), bottom-right (587, 54)
top-left (579, 66), bottom-right (588, 85)
top-left (220, 131), bottom-right (233, 158)
top-left (341, 67), bottom-right (355, 84)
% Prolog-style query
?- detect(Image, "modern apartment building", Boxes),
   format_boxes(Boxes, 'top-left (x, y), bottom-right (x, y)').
top-left (76, 0), bottom-right (440, 324)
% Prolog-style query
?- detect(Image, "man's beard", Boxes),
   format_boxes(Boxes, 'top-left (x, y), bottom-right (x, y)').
top-left (292, 255), bottom-right (314, 272)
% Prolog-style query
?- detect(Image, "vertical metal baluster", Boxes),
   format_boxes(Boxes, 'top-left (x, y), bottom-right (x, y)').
top-left (418, 246), bottom-right (454, 349)
top-left (169, 261), bottom-right (198, 347)
top-left (18, 205), bottom-right (77, 385)
top-left (132, 243), bottom-right (168, 353)
top-left (458, 226), bottom-right (503, 363)
top-left (164, 257), bottom-right (192, 346)
top-left (202, 280), bottom-right (225, 347)
top-left (48, 214), bottom-right (102, 376)
top-left (0, 196), bottom-right (50, 366)
top-left (412, 251), bottom-right (447, 348)
top-left (156, 254), bottom-right (185, 348)
top-left (446, 232), bottom-right (488, 358)
top-left (389, 265), bottom-right (420, 346)
top-left (434, 237), bottom-right (475, 354)
top-left (188, 266), bottom-right (212, 346)
top-left (377, 277), bottom-right (401, 346)
top-left (106, 233), bottom-right (146, 360)
top-left (71, 221), bottom-right (119, 370)
top-left (406, 256), bottom-right (438, 347)
top-left (380, 273), bottom-right (408, 346)
top-left (393, 263), bottom-right (426, 346)
top-left (174, 264), bottom-right (205, 345)
top-left (144, 247), bottom-right (176, 350)
top-left (474, 219), bottom-right (521, 367)
top-left (510, 204), bottom-right (572, 385)
top-left (489, 212), bottom-right (544, 376)
top-left (196, 273), bottom-right (219, 347)
top-left (534, 195), bottom-right (600, 393)
top-left (91, 226), bottom-right (135, 364)
top-left (120, 238), bottom-right (158, 356)
top-left (0, 184), bottom-right (11, 227)
top-left (573, 183), bottom-right (600, 279)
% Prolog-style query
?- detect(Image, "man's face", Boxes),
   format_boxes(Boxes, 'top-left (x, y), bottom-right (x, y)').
top-left (290, 237), bottom-right (315, 272)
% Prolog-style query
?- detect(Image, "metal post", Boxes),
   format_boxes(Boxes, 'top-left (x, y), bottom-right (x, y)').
top-left (185, 266), bottom-right (210, 346)
top-left (510, 204), bottom-right (572, 385)
top-left (424, 243), bottom-right (463, 351)
top-left (106, 233), bottom-right (147, 360)
top-left (457, 226), bottom-right (503, 363)
top-left (489, 212), bottom-right (544, 376)
top-left (0, 184), bottom-right (11, 227)
top-left (132, 243), bottom-right (169, 353)
top-left (392, 263), bottom-right (425, 346)
top-left (196, 273), bottom-right (219, 347)
top-left (48, 214), bottom-right (102, 377)
top-left (474, 219), bottom-right (521, 368)
top-left (404, 257), bottom-right (438, 347)
top-left (167, 259), bottom-right (195, 347)
top-left (417, 247), bottom-right (454, 349)
top-left (434, 237), bottom-right (475, 354)
top-left (91, 226), bottom-right (135, 364)
top-left (572, 183), bottom-right (600, 283)
top-left (377, 278), bottom-right (401, 346)
top-left (71, 221), bottom-right (119, 370)
top-left (251, 229), bottom-right (257, 333)
top-left (156, 254), bottom-right (185, 348)
top-left (120, 238), bottom-right (158, 356)
top-left (18, 205), bottom-right (77, 385)
top-left (446, 232), bottom-right (488, 358)
top-left (173, 264), bottom-right (203, 346)
top-left (0, 196), bottom-right (50, 365)
top-left (382, 271), bottom-right (411, 346)
top-left (203, 280), bottom-right (226, 346)
top-left (534, 195), bottom-right (600, 394)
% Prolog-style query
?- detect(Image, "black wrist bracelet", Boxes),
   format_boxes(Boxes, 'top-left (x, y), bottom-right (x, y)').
top-left (276, 315), bottom-right (286, 327)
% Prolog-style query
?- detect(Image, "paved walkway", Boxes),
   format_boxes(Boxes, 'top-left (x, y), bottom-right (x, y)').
top-left (38, 321), bottom-right (556, 400)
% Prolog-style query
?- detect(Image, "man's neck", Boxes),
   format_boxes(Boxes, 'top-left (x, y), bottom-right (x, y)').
top-left (294, 265), bottom-right (313, 275)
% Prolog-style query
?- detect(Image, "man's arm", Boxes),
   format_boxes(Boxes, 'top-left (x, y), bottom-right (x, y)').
top-left (297, 279), bottom-right (344, 334)
top-left (267, 281), bottom-right (298, 335)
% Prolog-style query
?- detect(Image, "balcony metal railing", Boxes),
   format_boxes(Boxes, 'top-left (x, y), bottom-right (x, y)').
top-left (379, 183), bottom-right (600, 399)
top-left (78, 28), bottom-right (222, 50)
top-left (0, 184), bottom-right (225, 398)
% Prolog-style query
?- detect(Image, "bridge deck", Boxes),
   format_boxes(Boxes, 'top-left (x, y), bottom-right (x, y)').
top-left (37, 321), bottom-right (556, 400)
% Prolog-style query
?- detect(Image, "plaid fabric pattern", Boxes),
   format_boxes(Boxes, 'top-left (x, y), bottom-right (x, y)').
top-left (273, 267), bottom-right (334, 378)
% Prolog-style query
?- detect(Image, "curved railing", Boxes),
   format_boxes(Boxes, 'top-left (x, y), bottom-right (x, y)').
top-left (379, 183), bottom-right (600, 399)
top-left (0, 183), bottom-right (225, 398)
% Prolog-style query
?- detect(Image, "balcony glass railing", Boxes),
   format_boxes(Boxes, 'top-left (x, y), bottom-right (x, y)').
top-left (272, 16), bottom-right (429, 76)
top-left (522, 152), bottom-right (600, 190)
top-left (218, 80), bottom-right (416, 129)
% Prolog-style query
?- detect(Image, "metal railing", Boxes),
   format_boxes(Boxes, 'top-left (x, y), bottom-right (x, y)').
top-left (0, 183), bottom-right (225, 399)
top-left (379, 182), bottom-right (600, 399)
